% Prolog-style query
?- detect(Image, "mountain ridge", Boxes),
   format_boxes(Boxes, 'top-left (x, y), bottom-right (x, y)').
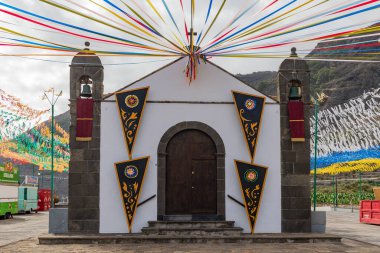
top-left (237, 22), bottom-right (380, 109)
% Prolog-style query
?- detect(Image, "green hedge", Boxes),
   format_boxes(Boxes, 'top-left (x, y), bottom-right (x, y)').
top-left (312, 192), bottom-right (375, 205)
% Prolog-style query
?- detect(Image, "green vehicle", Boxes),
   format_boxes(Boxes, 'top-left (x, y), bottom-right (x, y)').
top-left (18, 186), bottom-right (38, 214)
top-left (0, 163), bottom-right (19, 219)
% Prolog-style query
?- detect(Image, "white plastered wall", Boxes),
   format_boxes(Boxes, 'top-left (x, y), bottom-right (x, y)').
top-left (100, 58), bottom-right (281, 233)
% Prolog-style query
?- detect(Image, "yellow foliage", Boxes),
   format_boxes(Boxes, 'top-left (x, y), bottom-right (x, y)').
top-left (40, 125), bottom-right (51, 137)
top-left (311, 158), bottom-right (380, 175)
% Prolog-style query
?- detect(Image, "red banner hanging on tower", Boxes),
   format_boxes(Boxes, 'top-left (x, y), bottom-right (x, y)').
top-left (288, 101), bottom-right (305, 142)
top-left (76, 98), bottom-right (94, 142)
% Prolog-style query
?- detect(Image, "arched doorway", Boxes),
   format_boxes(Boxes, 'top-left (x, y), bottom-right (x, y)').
top-left (166, 130), bottom-right (217, 216)
top-left (157, 122), bottom-right (225, 221)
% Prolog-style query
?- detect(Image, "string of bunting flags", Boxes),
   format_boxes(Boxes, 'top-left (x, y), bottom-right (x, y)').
top-left (0, 1), bottom-right (379, 83)
top-left (0, 89), bottom-right (69, 172)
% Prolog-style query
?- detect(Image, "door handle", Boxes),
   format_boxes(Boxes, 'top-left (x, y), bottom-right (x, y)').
top-left (192, 171), bottom-right (195, 175)
top-left (192, 186), bottom-right (195, 189)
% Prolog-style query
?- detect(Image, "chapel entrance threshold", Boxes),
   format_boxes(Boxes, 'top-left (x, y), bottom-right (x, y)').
top-left (162, 215), bottom-right (223, 221)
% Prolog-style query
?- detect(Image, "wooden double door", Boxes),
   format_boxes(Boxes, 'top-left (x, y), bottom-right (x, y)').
top-left (166, 130), bottom-right (217, 215)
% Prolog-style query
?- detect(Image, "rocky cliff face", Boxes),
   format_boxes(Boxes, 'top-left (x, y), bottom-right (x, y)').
top-left (307, 22), bottom-right (380, 108)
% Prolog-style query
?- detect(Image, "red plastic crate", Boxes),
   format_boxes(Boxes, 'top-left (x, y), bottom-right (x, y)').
top-left (373, 201), bottom-right (380, 211)
top-left (360, 200), bottom-right (380, 225)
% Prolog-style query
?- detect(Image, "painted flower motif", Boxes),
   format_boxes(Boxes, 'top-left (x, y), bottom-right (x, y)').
top-left (245, 170), bottom-right (258, 182)
top-left (124, 165), bottom-right (138, 178)
top-left (245, 99), bottom-right (256, 110)
top-left (125, 95), bottom-right (139, 108)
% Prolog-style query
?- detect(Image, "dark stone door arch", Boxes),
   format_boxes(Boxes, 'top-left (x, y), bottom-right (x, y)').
top-left (157, 122), bottom-right (225, 220)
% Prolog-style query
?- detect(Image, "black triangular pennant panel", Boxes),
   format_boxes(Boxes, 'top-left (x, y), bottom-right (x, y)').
top-left (235, 160), bottom-right (268, 234)
top-left (115, 87), bottom-right (149, 159)
top-left (232, 91), bottom-right (266, 161)
top-left (115, 156), bottom-right (149, 232)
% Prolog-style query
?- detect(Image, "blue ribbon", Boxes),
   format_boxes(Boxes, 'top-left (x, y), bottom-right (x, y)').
top-left (196, 0), bottom-right (213, 45)
top-left (161, 0), bottom-right (181, 34)
top-left (103, 0), bottom-right (159, 36)
top-left (206, 2), bottom-right (380, 54)
top-left (202, 0), bottom-right (297, 52)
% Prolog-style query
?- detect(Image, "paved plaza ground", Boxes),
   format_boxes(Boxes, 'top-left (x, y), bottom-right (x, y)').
top-left (326, 208), bottom-right (380, 246)
top-left (0, 210), bottom-right (379, 252)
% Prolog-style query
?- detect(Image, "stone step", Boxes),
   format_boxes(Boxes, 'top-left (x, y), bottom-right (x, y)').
top-left (39, 234), bottom-right (343, 245)
top-left (147, 221), bottom-right (236, 229)
top-left (141, 227), bottom-right (243, 236)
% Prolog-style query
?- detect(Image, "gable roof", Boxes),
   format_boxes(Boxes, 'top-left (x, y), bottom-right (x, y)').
top-left (103, 57), bottom-right (279, 103)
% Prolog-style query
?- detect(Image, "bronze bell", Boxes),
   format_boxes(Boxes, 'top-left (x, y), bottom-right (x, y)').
top-left (288, 79), bottom-right (302, 100)
top-left (80, 83), bottom-right (92, 98)
top-left (289, 86), bottom-right (302, 100)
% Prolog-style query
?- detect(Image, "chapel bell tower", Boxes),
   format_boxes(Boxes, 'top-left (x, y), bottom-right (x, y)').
top-left (68, 42), bottom-right (104, 233)
top-left (278, 48), bottom-right (311, 232)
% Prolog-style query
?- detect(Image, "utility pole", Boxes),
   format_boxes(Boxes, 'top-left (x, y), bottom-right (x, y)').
top-left (43, 88), bottom-right (62, 208)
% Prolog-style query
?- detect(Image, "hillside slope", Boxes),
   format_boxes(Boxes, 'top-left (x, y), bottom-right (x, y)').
top-left (307, 22), bottom-right (380, 108)
top-left (238, 23), bottom-right (380, 108)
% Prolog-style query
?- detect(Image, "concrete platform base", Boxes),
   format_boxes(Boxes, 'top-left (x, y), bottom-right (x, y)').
top-left (39, 233), bottom-right (341, 245)
top-left (48, 208), bottom-right (68, 234)
top-left (311, 211), bottom-right (327, 233)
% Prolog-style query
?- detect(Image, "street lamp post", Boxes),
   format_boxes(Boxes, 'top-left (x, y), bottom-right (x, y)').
top-left (43, 88), bottom-right (62, 208)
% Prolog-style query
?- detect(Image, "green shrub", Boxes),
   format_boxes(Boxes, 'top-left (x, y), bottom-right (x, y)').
top-left (311, 192), bottom-right (375, 205)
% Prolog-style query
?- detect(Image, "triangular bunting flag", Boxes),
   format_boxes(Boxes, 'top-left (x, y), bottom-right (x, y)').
top-left (115, 156), bottom-right (150, 233)
top-left (232, 91), bottom-right (266, 162)
top-left (115, 87), bottom-right (149, 159)
top-left (234, 160), bottom-right (268, 234)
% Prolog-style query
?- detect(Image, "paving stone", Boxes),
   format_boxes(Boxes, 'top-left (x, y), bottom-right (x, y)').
top-left (2, 238), bottom-right (380, 253)
top-left (1, 201), bottom-right (380, 253)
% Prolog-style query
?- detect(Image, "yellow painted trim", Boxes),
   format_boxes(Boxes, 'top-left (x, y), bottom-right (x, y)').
top-left (291, 138), bottom-right (305, 142)
top-left (115, 86), bottom-right (150, 160)
top-left (289, 120), bottom-right (304, 122)
top-left (231, 90), bottom-right (266, 164)
top-left (75, 137), bottom-right (92, 141)
top-left (114, 156), bottom-right (150, 233)
top-left (77, 118), bottom-right (93, 121)
top-left (234, 159), bottom-right (268, 234)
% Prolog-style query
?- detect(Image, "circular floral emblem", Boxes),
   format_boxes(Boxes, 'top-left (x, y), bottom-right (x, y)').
top-left (125, 95), bottom-right (139, 108)
top-left (245, 99), bottom-right (256, 110)
top-left (244, 169), bottom-right (258, 183)
top-left (124, 165), bottom-right (138, 179)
